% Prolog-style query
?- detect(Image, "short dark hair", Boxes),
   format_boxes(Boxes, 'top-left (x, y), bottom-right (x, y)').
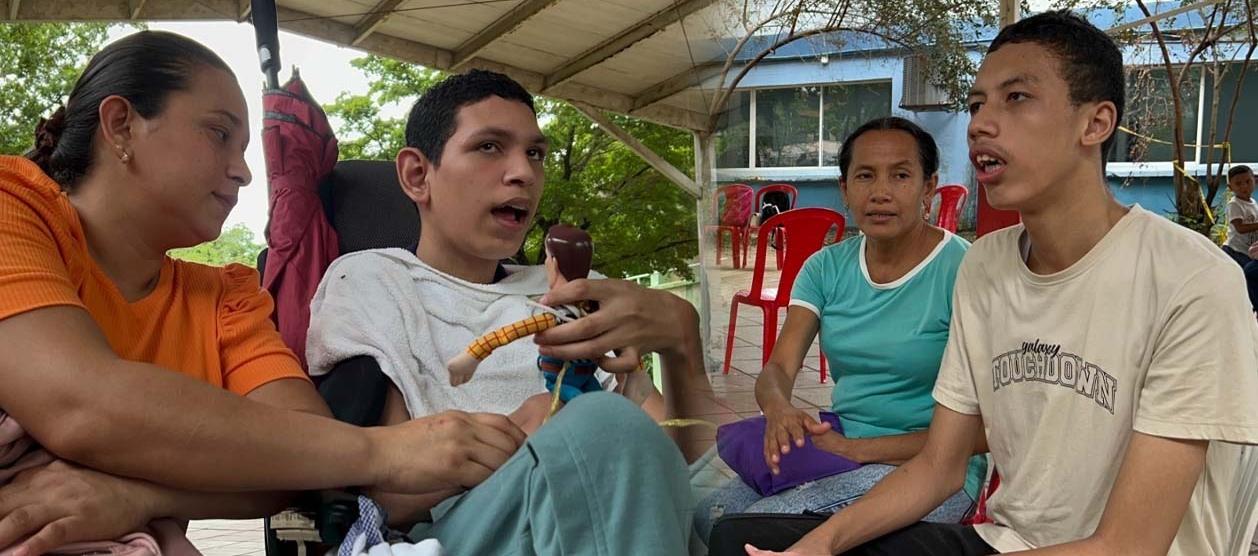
top-left (838, 116), bottom-right (940, 179)
top-left (25, 31), bottom-right (231, 189)
top-left (404, 70), bottom-right (535, 166)
top-left (1229, 164), bottom-right (1253, 180)
top-left (988, 10), bottom-right (1125, 162)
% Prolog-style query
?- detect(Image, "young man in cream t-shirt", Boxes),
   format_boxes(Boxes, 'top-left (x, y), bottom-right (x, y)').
top-left (739, 11), bottom-right (1258, 556)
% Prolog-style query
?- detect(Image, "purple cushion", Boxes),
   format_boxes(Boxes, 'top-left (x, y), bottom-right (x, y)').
top-left (716, 411), bottom-right (862, 496)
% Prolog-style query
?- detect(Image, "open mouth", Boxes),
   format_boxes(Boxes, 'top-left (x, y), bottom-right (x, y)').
top-left (490, 202), bottom-right (530, 227)
top-left (866, 211), bottom-right (897, 221)
top-left (974, 153), bottom-right (1006, 173)
top-left (972, 150), bottom-right (1008, 182)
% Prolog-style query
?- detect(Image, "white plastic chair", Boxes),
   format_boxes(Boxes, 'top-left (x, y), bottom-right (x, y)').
top-left (1229, 444), bottom-right (1258, 556)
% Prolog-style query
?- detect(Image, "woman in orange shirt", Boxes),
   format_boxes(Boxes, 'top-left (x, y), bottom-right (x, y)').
top-left (0, 31), bottom-right (526, 554)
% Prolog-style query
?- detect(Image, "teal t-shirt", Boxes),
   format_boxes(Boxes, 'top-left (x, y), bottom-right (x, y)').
top-left (791, 231), bottom-right (986, 500)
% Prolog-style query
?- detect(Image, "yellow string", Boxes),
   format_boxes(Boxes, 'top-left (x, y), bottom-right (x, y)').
top-left (544, 363), bottom-right (568, 423)
top-left (1117, 125), bottom-right (1232, 151)
top-left (1115, 125), bottom-right (1233, 227)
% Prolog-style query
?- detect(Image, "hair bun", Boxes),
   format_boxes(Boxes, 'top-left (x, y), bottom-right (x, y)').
top-left (28, 106), bottom-right (67, 171)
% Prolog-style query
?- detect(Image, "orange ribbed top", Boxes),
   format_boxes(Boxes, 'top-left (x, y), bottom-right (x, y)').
top-left (0, 156), bottom-right (308, 395)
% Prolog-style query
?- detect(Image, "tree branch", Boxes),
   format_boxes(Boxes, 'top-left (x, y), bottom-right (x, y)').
top-left (561, 124), bottom-right (576, 181)
top-left (608, 165), bottom-right (653, 196)
top-left (1136, 0), bottom-right (1197, 219)
top-left (571, 132), bottom-right (612, 176)
top-left (708, 23), bottom-right (918, 130)
top-left (1206, 0), bottom-right (1257, 205)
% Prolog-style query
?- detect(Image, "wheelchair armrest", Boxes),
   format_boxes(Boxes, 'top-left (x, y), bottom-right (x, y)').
top-left (267, 357), bottom-right (392, 556)
top-left (317, 355), bottom-right (391, 427)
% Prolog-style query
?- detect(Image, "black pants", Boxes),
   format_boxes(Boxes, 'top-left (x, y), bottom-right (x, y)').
top-left (708, 513), bottom-right (995, 556)
top-left (1222, 245), bottom-right (1258, 310)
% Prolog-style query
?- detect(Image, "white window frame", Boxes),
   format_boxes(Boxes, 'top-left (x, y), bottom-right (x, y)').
top-left (717, 80), bottom-right (894, 177)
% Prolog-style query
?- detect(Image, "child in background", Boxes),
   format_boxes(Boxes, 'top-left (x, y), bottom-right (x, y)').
top-left (1223, 164), bottom-right (1258, 312)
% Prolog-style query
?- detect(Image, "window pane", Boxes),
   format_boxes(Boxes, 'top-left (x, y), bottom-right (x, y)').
top-left (1111, 67), bottom-right (1199, 163)
top-left (715, 91), bottom-right (750, 168)
top-left (756, 86), bottom-right (821, 167)
top-left (822, 82), bottom-right (893, 166)
top-left (1201, 65), bottom-right (1258, 163)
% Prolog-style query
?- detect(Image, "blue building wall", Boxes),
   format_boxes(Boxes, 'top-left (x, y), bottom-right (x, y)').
top-left (1108, 177), bottom-right (1181, 218)
top-left (716, 52), bottom-right (978, 188)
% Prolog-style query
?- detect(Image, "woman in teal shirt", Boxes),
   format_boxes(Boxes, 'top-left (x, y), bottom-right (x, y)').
top-left (696, 117), bottom-right (986, 542)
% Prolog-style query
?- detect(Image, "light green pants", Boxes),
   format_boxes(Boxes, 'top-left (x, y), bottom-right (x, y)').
top-left (410, 392), bottom-right (694, 555)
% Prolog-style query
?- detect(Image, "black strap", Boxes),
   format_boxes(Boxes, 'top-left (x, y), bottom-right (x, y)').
top-left (317, 355), bottom-right (390, 427)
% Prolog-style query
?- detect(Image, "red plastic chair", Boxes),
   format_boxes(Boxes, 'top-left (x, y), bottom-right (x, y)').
top-left (933, 184), bottom-right (968, 233)
top-left (963, 469), bottom-right (1000, 525)
top-left (706, 184), bottom-right (754, 268)
top-left (723, 208), bottom-right (845, 383)
top-left (747, 183), bottom-right (799, 269)
top-left (976, 183), bottom-right (1020, 237)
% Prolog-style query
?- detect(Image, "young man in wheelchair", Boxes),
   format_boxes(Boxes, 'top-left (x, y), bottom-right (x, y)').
top-left (305, 69), bottom-right (721, 549)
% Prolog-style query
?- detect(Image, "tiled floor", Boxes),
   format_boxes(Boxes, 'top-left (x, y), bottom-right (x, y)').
top-left (684, 243), bottom-right (836, 484)
top-left (703, 241), bottom-right (832, 415)
top-left (187, 520), bottom-right (266, 556)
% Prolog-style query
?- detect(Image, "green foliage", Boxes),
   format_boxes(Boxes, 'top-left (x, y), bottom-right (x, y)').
top-left (0, 23), bottom-right (116, 155)
top-left (324, 56), bottom-right (698, 278)
top-left (528, 101), bottom-right (697, 279)
top-left (4, 25), bottom-right (260, 267)
top-left (843, 0), bottom-right (995, 107)
top-left (323, 56), bottom-right (444, 160)
top-left (168, 224), bottom-right (265, 268)
top-left (716, 0), bottom-right (997, 114)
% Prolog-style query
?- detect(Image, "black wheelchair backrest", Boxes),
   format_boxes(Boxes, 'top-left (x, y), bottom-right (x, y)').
top-left (318, 159), bottom-right (419, 254)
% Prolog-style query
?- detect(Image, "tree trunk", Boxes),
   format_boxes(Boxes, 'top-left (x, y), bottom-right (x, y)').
top-left (1169, 76), bottom-right (1211, 234)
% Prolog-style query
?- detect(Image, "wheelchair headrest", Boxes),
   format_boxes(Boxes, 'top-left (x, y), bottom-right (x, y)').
top-left (319, 159), bottom-right (419, 254)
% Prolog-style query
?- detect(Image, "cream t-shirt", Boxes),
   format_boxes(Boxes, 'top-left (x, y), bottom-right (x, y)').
top-left (933, 205), bottom-right (1258, 555)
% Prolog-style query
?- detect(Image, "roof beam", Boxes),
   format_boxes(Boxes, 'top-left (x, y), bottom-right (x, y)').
top-left (450, 0), bottom-right (559, 70)
top-left (631, 62), bottom-right (721, 112)
top-left (273, 6), bottom-right (710, 131)
top-left (544, 0), bottom-right (718, 91)
top-left (1106, 0), bottom-right (1225, 35)
top-left (8, 0), bottom-right (19, 20)
top-left (572, 102), bottom-right (699, 198)
top-left (8, 0), bottom-right (712, 131)
top-left (129, 0), bottom-right (147, 19)
top-left (238, 0), bottom-right (250, 21)
top-left (352, 0), bottom-right (405, 46)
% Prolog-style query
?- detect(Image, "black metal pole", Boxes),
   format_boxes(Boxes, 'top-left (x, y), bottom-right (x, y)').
top-left (251, 0), bottom-right (281, 89)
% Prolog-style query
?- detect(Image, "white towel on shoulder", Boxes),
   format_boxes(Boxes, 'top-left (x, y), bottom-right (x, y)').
top-left (307, 248), bottom-right (607, 418)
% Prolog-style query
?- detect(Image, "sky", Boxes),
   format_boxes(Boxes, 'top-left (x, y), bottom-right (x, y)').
top-left (107, 22), bottom-right (385, 240)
